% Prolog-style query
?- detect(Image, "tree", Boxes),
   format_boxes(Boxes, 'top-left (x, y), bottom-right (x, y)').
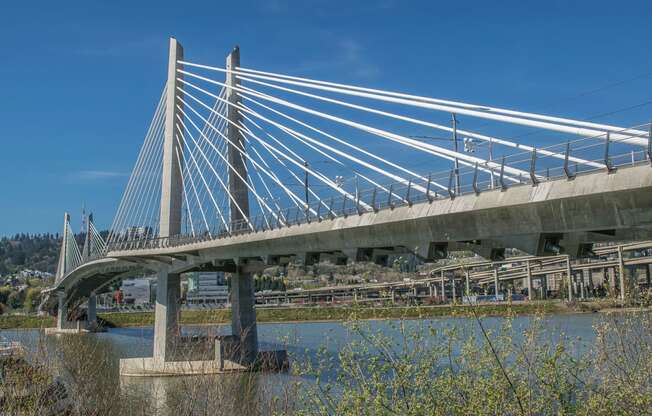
top-left (0, 286), bottom-right (11, 305)
top-left (24, 287), bottom-right (41, 312)
top-left (7, 290), bottom-right (23, 309)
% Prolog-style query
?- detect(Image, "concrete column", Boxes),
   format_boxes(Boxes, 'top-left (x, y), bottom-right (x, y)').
top-left (57, 293), bottom-right (68, 330)
top-left (566, 257), bottom-right (573, 301)
top-left (231, 267), bottom-right (258, 365)
top-left (149, 37), bottom-right (201, 367)
top-left (586, 269), bottom-right (595, 295)
top-left (159, 38), bottom-right (184, 238)
top-left (493, 269), bottom-right (499, 298)
top-left (226, 47), bottom-right (250, 227)
top-left (617, 246), bottom-right (626, 301)
top-left (579, 272), bottom-right (585, 300)
top-left (526, 260), bottom-right (533, 301)
top-left (440, 272), bottom-right (446, 301)
top-left (153, 269), bottom-right (181, 362)
top-left (607, 267), bottom-right (616, 295)
top-left (646, 265), bottom-right (651, 287)
top-left (87, 294), bottom-right (97, 326)
top-left (465, 271), bottom-right (470, 296)
top-left (451, 275), bottom-right (456, 302)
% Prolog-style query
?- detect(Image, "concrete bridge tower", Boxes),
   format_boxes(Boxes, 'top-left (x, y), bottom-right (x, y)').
top-left (153, 37), bottom-right (184, 363)
top-left (226, 46), bottom-right (259, 365)
top-left (151, 40), bottom-right (259, 366)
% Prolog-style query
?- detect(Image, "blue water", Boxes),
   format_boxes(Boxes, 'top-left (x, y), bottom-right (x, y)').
top-left (0, 313), bottom-right (603, 414)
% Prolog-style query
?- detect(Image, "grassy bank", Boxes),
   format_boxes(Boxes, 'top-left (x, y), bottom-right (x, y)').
top-left (98, 301), bottom-right (567, 328)
top-left (1, 300), bottom-right (632, 330)
top-left (0, 314), bottom-right (54, 329)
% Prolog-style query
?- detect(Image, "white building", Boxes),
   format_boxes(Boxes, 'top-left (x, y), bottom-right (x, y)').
top-left (186, 272), bottom-right (229, 305)
top-left (120, 278), bottom-right (152, 305)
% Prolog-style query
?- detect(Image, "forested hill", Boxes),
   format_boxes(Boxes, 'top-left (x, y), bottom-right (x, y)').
top-left (0, 234), bottom-right (61, 275)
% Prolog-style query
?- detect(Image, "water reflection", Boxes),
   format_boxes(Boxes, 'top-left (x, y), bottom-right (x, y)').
top-left (1, 313), bottom-right (601, 415)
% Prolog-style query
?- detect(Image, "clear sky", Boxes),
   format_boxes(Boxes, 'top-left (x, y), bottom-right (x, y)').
top-left (2, 0), bottom-right (652, 236)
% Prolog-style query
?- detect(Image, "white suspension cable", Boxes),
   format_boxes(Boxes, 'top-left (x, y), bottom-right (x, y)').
top-left (177, 102), bottom-right (281, 221)
top-left (181, 143), bottom-right (212, 235)
top-left (109, 88), bottom-right (166, 242)
top-left (234, 83), bottom-right (527, 182)
top-left (177, 93), bottom-right (321, 212)
top-left (175, 123), bottom-right (231, 233)
top-left (236, 74), bottom-right (605, 169)
top-left (239, 110), bottom-right (401, 203)
top-left (130, 120), bottom-right (166, 240)
top-left (242, 123), bottom-right (329, 215)
top-left (174, 80), bottom-right (390, 208)
top-left (178, 88), bottom-right (368, 210)
top-left (175, 146), bottom-right (196, 237)
top-left (239, 95), bottom-right (449, 191)
top-left (176, 113), bottom-right (260, 230)
top-left (178, 61), bottom-right (647, 145)
top-left (115, 109), bottom-right (166, 242)
top-left (177, 71), bottom-right (526, 182)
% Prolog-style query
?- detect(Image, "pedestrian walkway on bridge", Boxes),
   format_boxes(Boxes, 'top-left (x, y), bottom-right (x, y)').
top-left (42, 37), bottom-right (652, 376)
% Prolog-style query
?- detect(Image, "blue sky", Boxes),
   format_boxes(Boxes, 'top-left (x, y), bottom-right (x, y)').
top-left (2, 0), bottom-right (652, 236)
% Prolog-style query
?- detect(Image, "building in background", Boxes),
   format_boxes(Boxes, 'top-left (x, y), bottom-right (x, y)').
top-left (186, 272), bottom-right (228, 305)
top-left (120, 278), bottom-right (153, 305)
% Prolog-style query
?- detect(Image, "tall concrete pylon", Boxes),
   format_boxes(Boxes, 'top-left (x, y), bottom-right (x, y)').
top-left (55, 212), bottom-right (71, 281)
top-left (153, 37), bottom-right (184, 363)
top-left (160, 37), bottom-right (184, 239)
top-left (226, 46), bottom-right (259, 364)
top-left (82, 213), bottom-right (93, 260)
top-left (226, 46), bottom-right (250, 227)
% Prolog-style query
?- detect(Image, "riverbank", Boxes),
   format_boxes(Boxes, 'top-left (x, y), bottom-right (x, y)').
top-left (1, 299), bottom-right (637, 330)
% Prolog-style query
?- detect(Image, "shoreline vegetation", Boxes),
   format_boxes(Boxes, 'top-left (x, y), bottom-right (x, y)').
top-left (2, 302), bottom-right (651, 414)
top-left (0, 299), bottom-right (644, 330)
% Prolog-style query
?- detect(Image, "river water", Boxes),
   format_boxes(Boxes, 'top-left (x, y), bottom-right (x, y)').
top-left (1, 313), bottom-right (603, 414)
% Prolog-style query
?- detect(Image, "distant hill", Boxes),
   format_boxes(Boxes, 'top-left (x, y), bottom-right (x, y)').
top-left (0, 233), bottom-right (62, 276)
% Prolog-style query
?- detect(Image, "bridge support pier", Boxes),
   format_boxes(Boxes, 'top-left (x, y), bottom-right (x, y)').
top-left (86, 294), bottom-right (98, 331)
top-left (153, 269), bottom-right (181, 362)
top-left (45, 292), bottom-right (87, 334)
top-left (231, 267), bottom-right (259, 365)
top-left (56, 293), bottom-right (68, 330)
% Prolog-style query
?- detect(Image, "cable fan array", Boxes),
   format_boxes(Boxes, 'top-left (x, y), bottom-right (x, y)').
top-left (106, 58), bottom-right (652, 249)
top-left (54, 214), bottom-right (107, 284)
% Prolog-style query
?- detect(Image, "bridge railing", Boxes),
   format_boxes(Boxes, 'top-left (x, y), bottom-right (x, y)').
top-left (105, 122), bottom-right (652, 253)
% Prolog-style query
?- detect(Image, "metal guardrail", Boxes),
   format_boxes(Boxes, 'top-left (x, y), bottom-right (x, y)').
top-left (94, 122), bottom-right (652, 254)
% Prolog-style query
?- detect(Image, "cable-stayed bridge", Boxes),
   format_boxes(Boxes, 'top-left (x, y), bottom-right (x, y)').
top-left (42, 38), bottom-right (652, 375)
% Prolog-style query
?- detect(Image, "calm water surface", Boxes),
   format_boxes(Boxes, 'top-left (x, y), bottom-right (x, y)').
top-left (1, 313), bottom-right (601, 413)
